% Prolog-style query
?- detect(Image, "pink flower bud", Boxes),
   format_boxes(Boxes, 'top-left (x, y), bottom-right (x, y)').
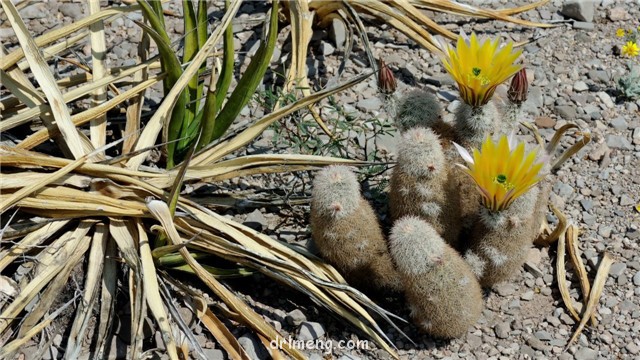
top-left (507, 68), bottom-right (528, 104)
top-left (378, 58), bottom-right (397, 95)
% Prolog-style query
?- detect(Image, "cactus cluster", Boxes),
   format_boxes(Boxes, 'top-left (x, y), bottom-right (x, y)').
top-left (309, 32), bottom-right (584, 340)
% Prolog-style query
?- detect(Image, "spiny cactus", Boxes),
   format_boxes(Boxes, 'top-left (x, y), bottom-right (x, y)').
top-left (464, 186), bottom-right (540, 287)
top-left (454, 100), bottom-right (501, 147)
top-left (389, 217), bottom-right (483, 338)
top-left (310, 166), bottom-right (401, 291)
top-left (388, 128), bottom-right (460, 246)
top-left (395, 90), bottom-right (443, 132)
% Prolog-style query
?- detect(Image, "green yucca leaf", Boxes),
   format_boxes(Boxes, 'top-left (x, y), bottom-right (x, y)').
top-left (205, 0), bottom-right (279, 144)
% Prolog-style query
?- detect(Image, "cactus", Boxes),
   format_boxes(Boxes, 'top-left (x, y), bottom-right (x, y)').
top-left (454, 100), bottom-right (500, 147)
top-left (388, 128), bottom-right (461, 247)
top-left (464, 186), bottom-right (540, 287)
top-left (388, 217), bottom-right (483, 338)
top-left (395, 90), bottom-right (443, 132)
top-left (310, 166), bottom-right (401, 291)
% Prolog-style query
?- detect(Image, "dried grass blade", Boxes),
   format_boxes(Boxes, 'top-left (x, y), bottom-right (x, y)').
top-left (127, 0), bottom-right (242, 170)
top-left (17, 231), bottom-right (92, 338)
top-left (0, 5), bottom-right (138, 70)
top-left (0, 220), bottom-right (69, 272)
top-left (0, 221), bottom-right (91, 334)
top-left (64, 223), bottom-right (109, 359)
top-left (123, 33), bottom-right (150, 154)
top-left (566, 225), bottom-right (597, 327)
top-left (567, 252), bottom-right (613, 346)
top-left (88, 0), bottom-right (108, 150)
top-left (546, 123), bottom-right (578, 154)
top-left (136, 220), bottom-right (181, 360)
top-left (551, 130), bottom-right (591, 172)
top-left (94, 236), bottom-right (118, 359)
top-left (146, 200), bottom-right (306, 359)
top-left (521, 121), bottom-right (545, 147)
top-left (556, 227), bottom-right (581, 322)
top-left (17, 74), bottom-right (163, 149)
top-left (1, 1), bottom-right (88, 158)
top-left (200, 307), bottom-right (251, 359)
top-left (191, 71), bottom-right (373, 165)
top-left (0, 296), bottom-right (78, 359)
top-left (534, 204), bottom-right (566, 247)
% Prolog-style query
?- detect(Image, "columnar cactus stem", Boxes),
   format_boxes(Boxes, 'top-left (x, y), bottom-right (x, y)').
top-left (310, 166), bottom-right (401, 291)
top-left (464, 187), bottom-right (541, 287)
top-left (454, 100), bottom-right (500, 147)
top-left (389, 217), bottom-right (483, 338)
top-left (389, 128), bottom-right (461, 246)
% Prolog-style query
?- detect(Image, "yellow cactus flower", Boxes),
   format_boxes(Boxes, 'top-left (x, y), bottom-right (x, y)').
top-left (439, 32), bottom-right (523, 107)
top-left (454, 134), bottom-right (545, 212)
top-left (622, 41), bottom-right (640, 57)
top-left (616, 28), bottom-right (625, 37)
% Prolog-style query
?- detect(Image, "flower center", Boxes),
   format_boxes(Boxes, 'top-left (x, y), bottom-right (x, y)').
top-left (494, 174), bottom-right (515, 190)
top-left (468, 67), bottom-right (490, 86)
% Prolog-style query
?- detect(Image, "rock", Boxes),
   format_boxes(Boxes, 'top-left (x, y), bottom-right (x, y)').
top-left (243, 209), bottom-right (268, 231)
top-left (59, 3), bottom-right (85, 19)
top-left (494, 283), bottom-right (517, 296)
top-left (574, 347), bottom-right (598, 360)
top-left (620, 195), bottom-right (635, 206)
top-left (633, 271), bottom-right (640, 286)
top-left (573, 81), bottom-right (589, 92)
top-left (20, 3), bottom-right (47, 19)
top-left (597, 91), bottom-right (614, 108)
top-left (298, 321), bottom-right (325, 341)
top-left (535, 116), bottom-right (556, 128)
top-left (202, 349), bottom-right (225, 360)
top-left (609, 117), bottom-right (628, 130)
top-left (329, 18), bottom-right (347, 49)
top-left (607, 7), bottom-right (629, 21)
top-left (320, 42), bottom-right (335, 56)
top-left (494, 322), bottom-right (511, 339)
top-left (521, 291), bottom-right (535, 301)
top-left (555, 105), bottom-right (577, 120)
top-left (561, 0), bottom-right (594, 22)
top-left (598, 225), bottom-right (612, 238)
top-left (580, 199), bottom-right (593, 211)
top-left (633, 128), bottom-right (640, 145)
top-left (609, 263), bottom-right (626, 277)
top-left (605, 134), bottom-right (632, 150)
top-left (239, 334), bottom-right (269, 360)
top-left (626, 343), bottom-right (640, 355)
top-left (355, 97), bottom-right (382, 112)
top-left (588, 142), bottom-right (609, 161)
top-left (285, 309), bottom-right (306, 326)
top-left (573, 21), bottom-right (595, 30)
top-left (588, 70), bottom-right (610, 83)
top-left (554, 182), bottom-right (574, 199)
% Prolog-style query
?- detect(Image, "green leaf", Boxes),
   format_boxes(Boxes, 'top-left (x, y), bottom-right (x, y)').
top-left (208, 0), bottom-right (279, 142)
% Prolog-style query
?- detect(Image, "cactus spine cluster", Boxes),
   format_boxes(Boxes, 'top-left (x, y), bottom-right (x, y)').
top-left (310, 166), bottom-right (401, 291)
top-left (388, 217), bottom-right (483, 338)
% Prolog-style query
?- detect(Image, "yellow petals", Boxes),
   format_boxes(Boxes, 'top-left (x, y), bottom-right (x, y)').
top-left (622, 41), bottom-right (640, 57)
top-left (439, 32), bottom-right (522, 107)
top-left (616, 28), bottom-right (625, 37)
top-left (455, 134), bottom-right (545, 212)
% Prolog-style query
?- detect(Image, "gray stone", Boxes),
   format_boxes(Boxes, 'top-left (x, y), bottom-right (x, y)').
top-left (620, 195), bottom-right (635, 206)
top-left (60, 3), bottom-right (85, 19)
top-left (605, 134), bottom-right (632, 150)
top-left (298, 321), bottom-right (325, 341)
top-left (573, 21), bottom-right (595, 30)
top-left (202, 349), bottom-right (225, 360)
top-left (239, 334), bottom-right (269, 360)
top-left (573, 81), bottom-right (589, 92)
top-left (355, 97), bottom-right (382, 112)
top-left (243, 209), bottom-right (268, 231)
top-left (626, 343), bottom-right (640, 355)
top-left (494, 322), bottom-right (510, 339)
top-left (20, 3), bottom-right (47, 19)
top-left (555, 105), bottom-right (577, 120)
top-left (529, 335), bottom-right (551, 351)
top-left (286, 309), bottom-right (306, 326)
top-left (633, 271), bottom-right (640, 286)
top-left (554, 182), bottom-right (575, 198)
top-left (597, 91), bottom-right (614, 108)
top-left (587, 70), bottom-right (609, 83)
top-left (632, 128), bottom-right (640, 145)
top-left (320, 42), bottom-right (335, 56)
top-left (521, 291), bottom-right (535, 301)
top-left (609, 117), bottom-right (628, 130)
top-left (561, 0), bottom-right (594, 22)
top-left (494, 283), bottom-right (517, 296)
top-left (608, 7), bottom-right (629, 21)
top-left (598, 225), bottom-right (612, 238)
top-left (329, 18), bottom-right (347, 48)
top-left (580, 199), bottom-right (593, 211)
top-left (574, 347), bottom-right (598, 360)
top-left (609, 263), bottom-right (627, 277)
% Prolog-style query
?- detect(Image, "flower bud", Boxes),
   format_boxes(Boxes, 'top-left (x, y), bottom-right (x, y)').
top-left (507, 68), bottom-right (528, 104)
top-left (378, 58), bottom-right (397, 95)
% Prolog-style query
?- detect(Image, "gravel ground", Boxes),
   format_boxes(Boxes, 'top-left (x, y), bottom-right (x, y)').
top-left (1, 0), bottom-right (640, 359)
